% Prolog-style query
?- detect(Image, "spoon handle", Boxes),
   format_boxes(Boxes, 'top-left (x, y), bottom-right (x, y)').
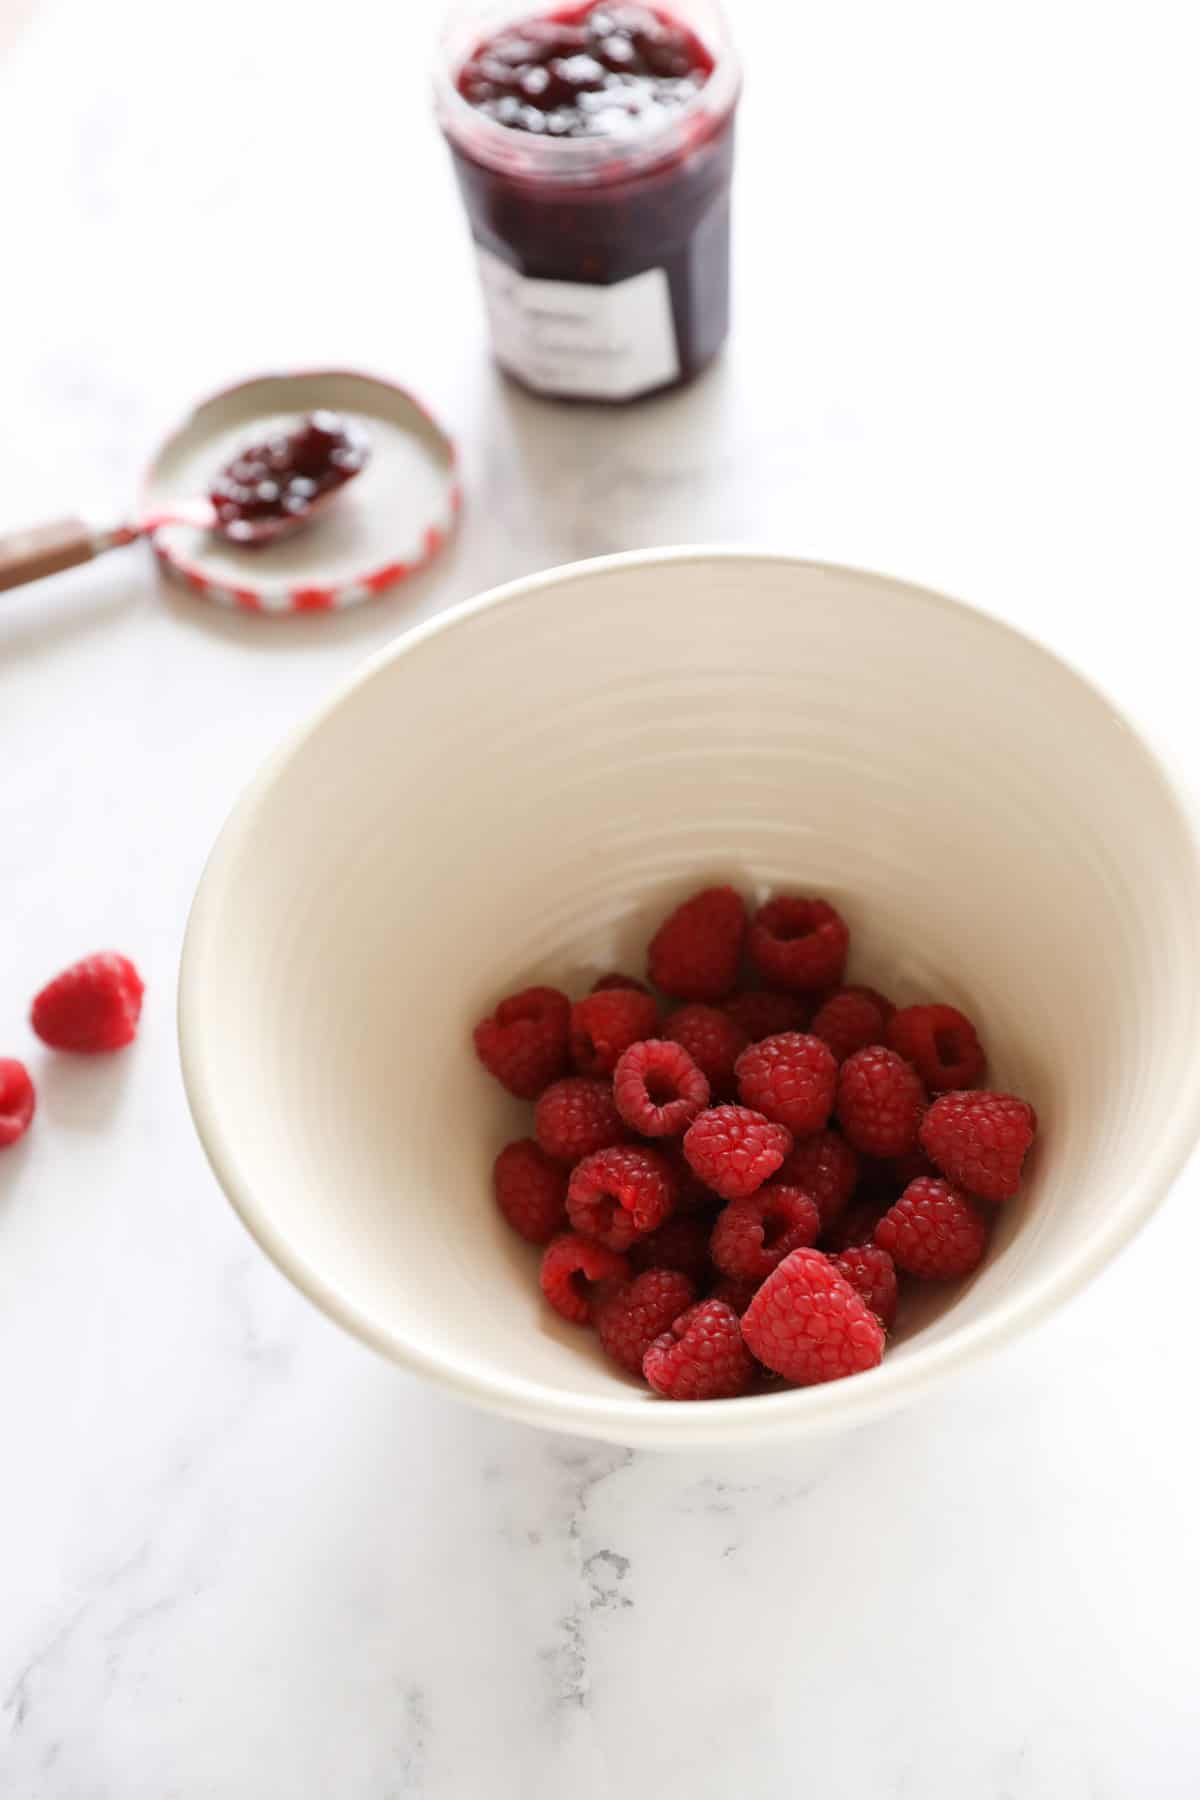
top-left (0, 515), bottom-right (139, 594)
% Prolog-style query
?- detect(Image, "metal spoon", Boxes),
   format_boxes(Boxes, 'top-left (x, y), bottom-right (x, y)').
top-left (0, 411), bottom-right (369, 595)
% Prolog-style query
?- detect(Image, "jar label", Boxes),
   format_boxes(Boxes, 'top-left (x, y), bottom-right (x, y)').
top-left (474, 248), bottom-right (680, 400)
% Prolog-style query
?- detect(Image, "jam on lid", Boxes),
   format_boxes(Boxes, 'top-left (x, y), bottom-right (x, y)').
top-left (457, 4), bottom-right (714, 141)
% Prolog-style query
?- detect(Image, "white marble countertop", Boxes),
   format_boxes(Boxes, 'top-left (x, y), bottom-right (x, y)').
top-left (2, 0), bottom-right (1199, 1793)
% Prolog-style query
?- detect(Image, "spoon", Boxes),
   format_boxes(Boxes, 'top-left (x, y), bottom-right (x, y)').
top-left (0, 410), bottom-right (370, 595)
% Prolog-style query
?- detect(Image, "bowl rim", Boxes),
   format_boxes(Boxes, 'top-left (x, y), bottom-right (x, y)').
top-left (178, 546), bottom-right (1200, 1448)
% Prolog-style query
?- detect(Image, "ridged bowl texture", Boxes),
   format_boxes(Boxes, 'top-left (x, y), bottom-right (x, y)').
top-left (180, 551), bottom-right (1200, 1447)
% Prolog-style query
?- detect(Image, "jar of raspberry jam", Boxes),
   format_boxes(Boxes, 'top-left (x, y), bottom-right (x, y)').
top-left (435, 2), bottom-right (740, 402)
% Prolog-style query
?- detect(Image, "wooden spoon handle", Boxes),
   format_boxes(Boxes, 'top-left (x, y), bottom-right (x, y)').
top-left (0, 516), bottom-right (134, 594)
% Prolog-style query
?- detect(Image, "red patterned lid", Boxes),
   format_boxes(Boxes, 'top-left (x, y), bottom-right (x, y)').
top-left (144, 369), bottom-right (459, 614)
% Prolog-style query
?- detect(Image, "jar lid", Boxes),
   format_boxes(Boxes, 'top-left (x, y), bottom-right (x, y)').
top-left (145, 369), bottom-right (460, 614)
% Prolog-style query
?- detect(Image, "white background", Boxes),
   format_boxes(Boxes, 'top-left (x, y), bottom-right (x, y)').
top-left (2, 1), bottom-right (1199, 1794)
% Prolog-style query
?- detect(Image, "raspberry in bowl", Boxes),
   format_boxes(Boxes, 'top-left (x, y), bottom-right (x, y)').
top-left (434, 2), bottom-right (740, 401)
top-left (179, 549), bottom-right (1200, 1448)
top-left (469, 882), bottom-right (1040, 1404)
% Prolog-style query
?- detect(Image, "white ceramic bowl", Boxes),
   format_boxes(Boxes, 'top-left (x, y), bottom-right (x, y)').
top-left (179, 550), bottom-right (1200, 1448)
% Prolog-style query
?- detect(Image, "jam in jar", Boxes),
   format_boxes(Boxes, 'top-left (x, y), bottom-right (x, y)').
top-left (435, 3), bottom-right (740, 402)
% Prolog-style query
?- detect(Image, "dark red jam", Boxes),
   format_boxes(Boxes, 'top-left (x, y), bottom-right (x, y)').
top-left (443, 3), bottom-right (737, 400)
top-left (209, 411), bottom-right (369, 542)
top-left (456, 3), bottom-right (713, 140)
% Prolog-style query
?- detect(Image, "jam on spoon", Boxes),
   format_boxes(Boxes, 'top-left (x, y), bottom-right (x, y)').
top-left (208, 411), bottom-right (370, 546)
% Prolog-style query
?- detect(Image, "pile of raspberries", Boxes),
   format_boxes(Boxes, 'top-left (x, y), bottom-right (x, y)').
top-left (473, 886), bottom-right (1037, 1402)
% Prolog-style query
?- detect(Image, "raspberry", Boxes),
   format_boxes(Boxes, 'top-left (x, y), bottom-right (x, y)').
top-left (683, 1105), bottom-right (792, 1201)
top-left (919, 1091), bottom-right (1036, 1200)
top-left (723, 990), bottom-right (805, 1041)
top-left (742, 1248), bottom-right (885, 1385)
top-left (647, 884), bottom-right (746, 1002)
top-left (613, 1038), bottom-right (710, 1137)
top-left (710, 1185), bottom-right (820, 1283)
top-left (492, 1139), bottom-right (568, 1244)
top-left (595, 1269), bottom-right (696, 1374)
top-left (822, 1194), bottom-right (891, 1253)
top-left (888, 1004), bottom-right (985, 1092)
top-left (473, 985), bottom-right (570, 1098)
top-left (31, 952), bottom-right (144, 1054)
top-left (875, 1177), bottom-right (988, 1278)
top-left (735, 1031), bottom-right (837, 1137)
top-left (777, 1129), bottom-right (859, 1231)
top-left (566, 1144), bottom-right (680, 1250)
top-left (0, 1059), bottom-right (36, 1149)
top-left (811, 988), bottom-right (891, 1063)
top-left (630, 1213), bottom-right (714, 1286)
top-left (708, 1274), bottom-right (760, 1315)
top-left (840, 984), bottom-right (895, 1023)
top-left (540, 1233), bottom-right (631, 1324)
top-left (569, 987), bottom-right (660, 1076)
top-left (748, 897), bottom-right (849, 994)
top-left (663, 1004), bottom-right (749, 1097)
top-left (836, 1046), bottom-right (925, 1158)
top-left (591, 972), bottom-right (650, 994)
top-left (643, 1299), bottom-right (755, 1400)
top-left (534, 1077), bottom-right (626, 1164)
top-left (648, 1143), bottom-right (717, 1213)
top-left (832, 1244), bottom-right (899, 1329)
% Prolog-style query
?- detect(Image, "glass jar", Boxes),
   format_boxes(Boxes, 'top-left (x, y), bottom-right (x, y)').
top-left (434, 2), bottom-right (741, 403)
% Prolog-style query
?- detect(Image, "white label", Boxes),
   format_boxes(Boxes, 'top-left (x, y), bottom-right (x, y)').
top-left (474, 246), bottom-right (680, 400)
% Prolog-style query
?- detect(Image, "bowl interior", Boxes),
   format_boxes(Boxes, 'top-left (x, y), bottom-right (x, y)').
top-left (180, 552), bottom-right (1200, 1445)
